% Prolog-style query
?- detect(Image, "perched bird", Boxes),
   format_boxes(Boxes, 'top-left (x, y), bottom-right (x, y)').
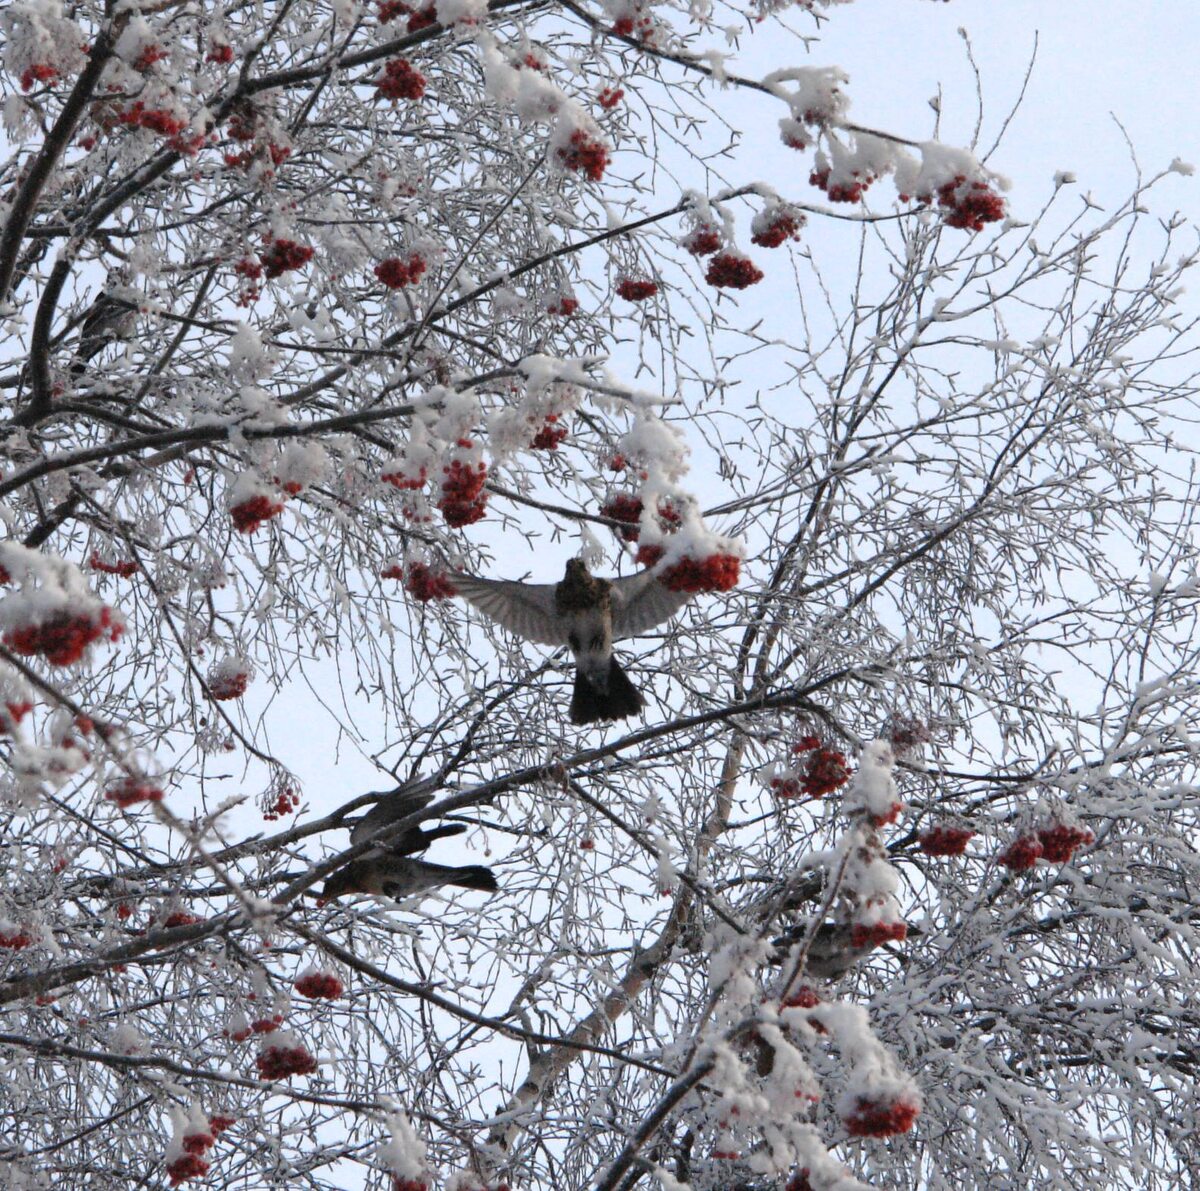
top-left (796, 922), bottom-right (875, 981)
top-left (70, 274), bottom-right (137, 376)
top-left (452, 558), bottom-right (693, 724)
top-left (319, 783), bottom-right (497, 902)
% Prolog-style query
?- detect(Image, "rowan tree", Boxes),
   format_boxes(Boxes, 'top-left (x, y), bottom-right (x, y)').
top-left (1, 1), bottom-right (1198, 1189)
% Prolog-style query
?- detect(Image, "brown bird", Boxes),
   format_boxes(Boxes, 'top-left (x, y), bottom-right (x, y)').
top-left (319, 783), bottom-right (497, 902)
top-left (452, 558), bottom-right (692, 724)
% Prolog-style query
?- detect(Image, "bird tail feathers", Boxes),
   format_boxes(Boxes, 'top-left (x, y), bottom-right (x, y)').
top-left (449, 864), bottom-right (498, 892)
top-left (571, 658), bottom-right (644, 725)
top-left (416, 823), bottom-right (467, 848)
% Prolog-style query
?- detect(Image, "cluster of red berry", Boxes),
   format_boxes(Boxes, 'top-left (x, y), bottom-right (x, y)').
top-left (382, 463), bottom-right (427, 490)
top-left (261, 239), bottom-right (314, 279)
top-left (998, 834), bottom-right (1041, 871)
top-left (90, 553), bottom-right (138, 577)
top-left (20, 64), bottom-right (58, 91)
top-left (3, 606), bottom-right (123, 666)
top-left (379, 0), bottom-right (436, 30)
top-left (850, 920), bottom-right (907, 949)
top-left (1035, 822), bottom-right (1094, 864)
top-left (166, 1153), bottom-right (210, 1186)
top-left (660, 552), bottom-right (740, 593)
top-left (221, 107), bottom-right (289, 171)
top-left (105, 778), bottom-right (165, 808)
top-left (133, 44), bottom-right (170, 71)
top-left (780, 121), bottom-right (810, 152)
top-left (232, 258), bottom-right (263, 304)
top-left (918, 825), bottom-right (974, 856)
top-left (207, 43), bottom-right (236, 64)
top-left (227, 1009), bottom-right (286, 1042)
top-left (230, 494), bottom-right (284, 534)
top-left (750, 209), bottom-right (804, 249)
top-left (0, 926), bottom-right (34, 950)
top-left (166, 1118), bottom-right (231, 1186)
top-left (796, 735), bottom-right (852, 798)
top-left (116, 102), bottom-right (188, 138)
top-left (547, 295), bottom-right (579, 316)
top-left (780, 983), bottom-right (821, 1010)
top-left (810, 166), bottom-right (874, 204)
top-left (556, 129), bottom-right (609, 181)
top-left (705, 253), bottom-right (763, 289)
top-left (684, 225), bottom-right (722, 256)
top-left (531, 415), bottom-right (569, 450)
top-left (600, 493), bottom-right (644, 541)
top-left (611, 9), bottom-right (659, 43)
top-left (1, 699), bottom-right (33, 732)
top-left (377, 57), bottom-right (427, 101)
top-left (263, 785), bottom-right (299, 821)
top-left (209, 667), bottom-right (250, 701)
top-left (1002, 821), bottom-right (1094, 871)
top-left (376, 254), bottom-right (429, 288)
top-left (161, 910), bottom-right (204, 929)
top-left (294, 970), bottom-right (345, 1000)
top-left (597, 86), bottom-right (624, 109)
top-left (616, 277), bottom-right (658, 302)
top-left (841, 1094), bottom-right (920, 1138)
top-left (256, 1042), bottom-right (317, 1079)
top-left (934, 175), bottom-right (1006, 231)
top-left (439, 454), bottom-right (488, 527)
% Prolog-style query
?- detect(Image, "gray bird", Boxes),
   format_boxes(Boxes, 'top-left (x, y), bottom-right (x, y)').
top-left (319, 784), bottom-right (496, 902)
top-left (70, 274), bottom-right (137, 376)
top-left (452, 558), bottom-right (692, 724)
top-left (798, 922), bottom-right (875, 981)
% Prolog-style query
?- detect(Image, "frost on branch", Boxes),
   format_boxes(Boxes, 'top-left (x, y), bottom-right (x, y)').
top-left (1, 1), bottom-right (87, 95)
top-left (842, 740), bottom-right (903, 827)
top-left (380, 1111), bottom-right (431, 1189)
top-left (762, 65), bottom-right (1008, 229)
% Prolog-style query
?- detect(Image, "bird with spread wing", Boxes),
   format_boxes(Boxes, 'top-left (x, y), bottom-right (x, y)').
top-left (319, 782), bottom-right (496, 902)
top-left (452, 558), bottom-right (693, 724)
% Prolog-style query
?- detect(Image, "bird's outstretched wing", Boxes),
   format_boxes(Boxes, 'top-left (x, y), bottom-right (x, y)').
top-left (609, 571), bottom-right (693, 639)
top-left (451, 572), bottom-right (568, 645)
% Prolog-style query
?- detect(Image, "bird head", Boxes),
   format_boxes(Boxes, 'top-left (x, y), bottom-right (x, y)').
top-left (564, 557), bottom-right (591, 581)
top-left (317, 864), bottom-right (364, 903)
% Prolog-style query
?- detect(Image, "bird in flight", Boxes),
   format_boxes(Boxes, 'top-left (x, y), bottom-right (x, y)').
top-left (319, 783), bottom-right (497, 902)
top-left (452, 558), bottom-right (692, 724)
